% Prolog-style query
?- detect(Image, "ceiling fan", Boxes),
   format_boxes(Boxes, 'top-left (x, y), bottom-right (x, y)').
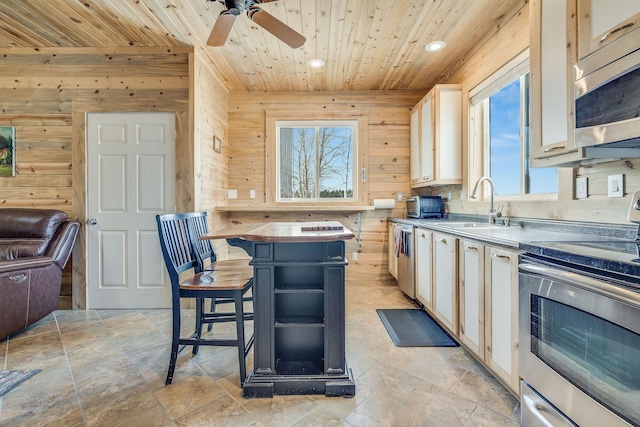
top-left (207, 0), bottom-right (306, 48)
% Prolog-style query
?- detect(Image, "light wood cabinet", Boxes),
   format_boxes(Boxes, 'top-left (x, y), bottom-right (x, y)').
top-left (458, 239), bottom-right (485, 361)
top-left (530, 0), bottom-right (586, 167)
top-left (415, 228), bottom-right (433, 312)
top-left (577, 0), bottom-right (640, 60)
top-left (433, 232), bottom-right (458, 335)
top-left (410, 85), bottom-right (462, 187)
top-left (388, 222), bottom-right (398, 279)
top-left (484, 246), bottom-right (520, 394)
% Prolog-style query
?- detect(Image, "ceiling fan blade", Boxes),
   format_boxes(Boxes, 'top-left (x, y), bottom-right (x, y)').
top-left (207, 11), bottom-right (236, 46)
top-left (247, 7), bottom-right (306, 48)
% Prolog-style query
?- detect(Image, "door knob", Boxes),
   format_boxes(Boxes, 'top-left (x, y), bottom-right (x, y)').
top-left (87, 218), bottom-right (98, 225)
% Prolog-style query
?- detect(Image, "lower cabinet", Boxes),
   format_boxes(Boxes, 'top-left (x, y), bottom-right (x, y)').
top-left (433, 232), bottom-right (458, 335)
top-left (411, 229), bottom-right (521, 396)
top-left (484, 246), bottom-right (520, 394)
top-left (458, 241), bottom-right (521, 395)
top-left (415, 228), bottom-right (433, 311)
top-left (459, 239), bottom-right (485, 360)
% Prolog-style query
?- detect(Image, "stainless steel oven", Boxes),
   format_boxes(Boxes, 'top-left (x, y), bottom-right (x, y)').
top-left (519, 256), bottom-right (640, 427)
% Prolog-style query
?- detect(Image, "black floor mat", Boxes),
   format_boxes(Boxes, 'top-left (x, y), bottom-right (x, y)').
top-left (376, 309), bottom-right (458, 347)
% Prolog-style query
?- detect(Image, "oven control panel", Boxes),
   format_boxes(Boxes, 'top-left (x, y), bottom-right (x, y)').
top-left (627, 191), bottom-right (640, 223)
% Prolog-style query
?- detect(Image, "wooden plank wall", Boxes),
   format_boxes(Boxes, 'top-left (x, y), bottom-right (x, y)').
top-left (227, 91), bottom-right (424, 281)
top-left (0, 47), bottom-right (192, 308)
top-left (415, 2), bottom-right (640, 225)
top-left (192, 50), bottom-right (233, 259)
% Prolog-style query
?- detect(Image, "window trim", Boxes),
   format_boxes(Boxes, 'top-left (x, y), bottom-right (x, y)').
top-left (265, 111), bottom-right (368, 206)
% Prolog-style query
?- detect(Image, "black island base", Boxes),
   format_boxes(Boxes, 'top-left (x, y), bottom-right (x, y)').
top-left (242, 362), bottom-right (356, 398)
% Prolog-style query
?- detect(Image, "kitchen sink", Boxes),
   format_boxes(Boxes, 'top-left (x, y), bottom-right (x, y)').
top-left (440, 221), bottom-right (498, 228)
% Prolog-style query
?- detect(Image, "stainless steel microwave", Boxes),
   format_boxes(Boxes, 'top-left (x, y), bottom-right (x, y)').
top-left (574, 25), bottom-right (640, 150)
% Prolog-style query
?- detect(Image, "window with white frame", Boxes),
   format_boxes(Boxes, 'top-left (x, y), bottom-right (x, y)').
top-left (469, 50), bottom-right (557, 197)
top-left (265, 114), bottom-right (367, 205)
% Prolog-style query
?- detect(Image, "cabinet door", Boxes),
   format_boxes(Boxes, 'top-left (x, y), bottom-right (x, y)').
top-left (433, 232), bottom-right (458, 335)
top-left (415, 228), bottom-right (433, 312)
top-left (419, 95), bottom-right (434, 183)
top-left (435, 87), bottom-right (462, 183)
top-left (578, 0), bottom-right (640, 59)
top-left (410, 108), bottom-right (420, 185)
top-left (410, 85), bottom-right (462, 188)
top-left (485, 246), bottom-right (520, 394)
top-left (388, 222), bottom-right (398, 279)
top-left (459, 240), bottom-right (484, 360)
top-left (530, 0), bottom-right (585, 166)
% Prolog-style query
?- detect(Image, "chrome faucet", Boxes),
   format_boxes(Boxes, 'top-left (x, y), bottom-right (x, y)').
top-left (471, 176), bottom-right (502, 224)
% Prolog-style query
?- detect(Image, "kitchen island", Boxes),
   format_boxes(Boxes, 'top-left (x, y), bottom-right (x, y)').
top-left (203, 221), bottom-right (356, 398)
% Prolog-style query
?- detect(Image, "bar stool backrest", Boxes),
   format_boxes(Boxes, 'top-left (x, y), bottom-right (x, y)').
top-left (186, 211), bottom-right (218, 268)
top-left (156, 212), bottom-right (201, 287)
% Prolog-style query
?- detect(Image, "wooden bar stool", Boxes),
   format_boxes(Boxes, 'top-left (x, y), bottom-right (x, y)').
top-left (156, 212), bottom-right (254, 385)
top-left (186, 212), bottom-right (253, 332)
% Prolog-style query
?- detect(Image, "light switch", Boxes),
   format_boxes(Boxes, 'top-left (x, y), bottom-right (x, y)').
top-left (250, 190), bottom-right (256, 199)
top-left (228, 189), bottom-right (237, 199)
top-left (607, 174), bottom-right (624, 198)
top-left (576, 177), bottom-right (587, 199)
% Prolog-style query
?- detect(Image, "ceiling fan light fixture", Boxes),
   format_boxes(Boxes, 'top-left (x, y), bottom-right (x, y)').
top-left (425, 41), bottom-right (446, 52)
top-left (308, 59), bottom-right (325, 68)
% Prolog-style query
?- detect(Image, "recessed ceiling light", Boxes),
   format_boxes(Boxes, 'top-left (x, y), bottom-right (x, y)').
top-left (424, 41), bottom-right (446, 52)
top-left (308, 59), bottom-right (325, 68)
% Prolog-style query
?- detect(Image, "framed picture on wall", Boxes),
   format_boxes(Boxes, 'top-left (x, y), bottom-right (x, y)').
top-left (213, 135), bottom-right (222, 153)
top-left (0, 126), bottom-right (15, 177)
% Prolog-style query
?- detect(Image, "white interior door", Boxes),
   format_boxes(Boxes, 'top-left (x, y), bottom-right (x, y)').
top-left (87, 113), bottom-right (175, 309)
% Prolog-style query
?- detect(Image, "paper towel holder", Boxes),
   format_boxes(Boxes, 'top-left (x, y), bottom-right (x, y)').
top-left (372, 199), bottom-right (396, 209)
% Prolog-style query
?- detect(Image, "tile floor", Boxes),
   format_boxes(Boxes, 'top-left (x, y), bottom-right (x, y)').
top-left (0, 279), bottom-right (520, 426)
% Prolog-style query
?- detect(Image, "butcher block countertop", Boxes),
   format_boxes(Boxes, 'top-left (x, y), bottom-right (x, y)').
top-left (202, 221), bottom-right (355, 243)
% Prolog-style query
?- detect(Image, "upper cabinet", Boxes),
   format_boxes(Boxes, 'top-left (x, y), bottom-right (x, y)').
top-left (577, 0), bottom-right (640, 60)
top-left (530, 0), bottom-right (587, 167)
top-left (410, 84), bottom-right (462, 187)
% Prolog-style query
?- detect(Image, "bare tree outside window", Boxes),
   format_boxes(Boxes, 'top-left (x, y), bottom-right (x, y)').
top-left (278, 123), bottom-right (354, 201)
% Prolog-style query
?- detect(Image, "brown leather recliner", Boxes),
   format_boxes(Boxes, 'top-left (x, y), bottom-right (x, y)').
top-left (0, 208), bottom-right (79, 340)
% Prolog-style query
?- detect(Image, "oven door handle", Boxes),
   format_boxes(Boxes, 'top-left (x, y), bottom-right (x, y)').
top-left (520, 263), bottom-right (640, 306)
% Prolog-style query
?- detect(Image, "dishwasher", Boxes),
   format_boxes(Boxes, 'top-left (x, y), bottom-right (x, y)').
top-left (396, 224), bottom-right (415, 299)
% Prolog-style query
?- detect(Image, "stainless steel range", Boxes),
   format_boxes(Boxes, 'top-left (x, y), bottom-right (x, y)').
top-left (518, 193), bottom-right (640, 427)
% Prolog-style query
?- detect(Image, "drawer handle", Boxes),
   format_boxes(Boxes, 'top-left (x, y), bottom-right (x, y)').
top-left (492, 253), bottom-right (510, 261)
top-left (438, 238), bottom-right (447, 244)
top-left (9, 273), bottom-right (27, 281)
top-left (465, 246), bottom-right (478, 252)
top-left (423, 176), bottom-right (431, 180)
top-left (600, 21), bottom-right (635, 43)
top-left (420, 233), bottom-right (426, 238)
top-left (543, 145), bottom-right (565, 153)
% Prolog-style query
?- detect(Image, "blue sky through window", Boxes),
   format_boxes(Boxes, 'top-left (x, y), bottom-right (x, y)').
top-left (489, 77), bottom-right (557, 195)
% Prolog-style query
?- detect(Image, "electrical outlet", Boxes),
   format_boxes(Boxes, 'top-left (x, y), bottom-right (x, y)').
top-left (352, 252), bottom-right (358, 261)
top-left (608, 174), bottom-right (624, 198)
top-left (228, 189), bottom-right (237, 199)
top-left (396, 192), bottom-right (403, 202)
top-left (250, 190), bottom-right (256, 199)
top-left (576, 177), bottom-right (588, 199)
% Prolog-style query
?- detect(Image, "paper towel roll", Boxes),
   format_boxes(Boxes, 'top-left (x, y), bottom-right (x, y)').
top-left (372, 198), bottom-right (395, 209)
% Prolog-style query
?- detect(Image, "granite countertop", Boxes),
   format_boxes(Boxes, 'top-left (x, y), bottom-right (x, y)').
top-left (390, 217), bottom-right (607, 248)
top-left (390, 216), bottom-right (640, 279)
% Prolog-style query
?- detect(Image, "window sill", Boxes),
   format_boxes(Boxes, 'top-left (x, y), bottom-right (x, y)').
top-left (215, 204), bottom-right (375, 213)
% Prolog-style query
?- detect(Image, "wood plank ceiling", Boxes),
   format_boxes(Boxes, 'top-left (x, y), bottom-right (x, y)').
top-left (0, 0), bottom-right (525, 92)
